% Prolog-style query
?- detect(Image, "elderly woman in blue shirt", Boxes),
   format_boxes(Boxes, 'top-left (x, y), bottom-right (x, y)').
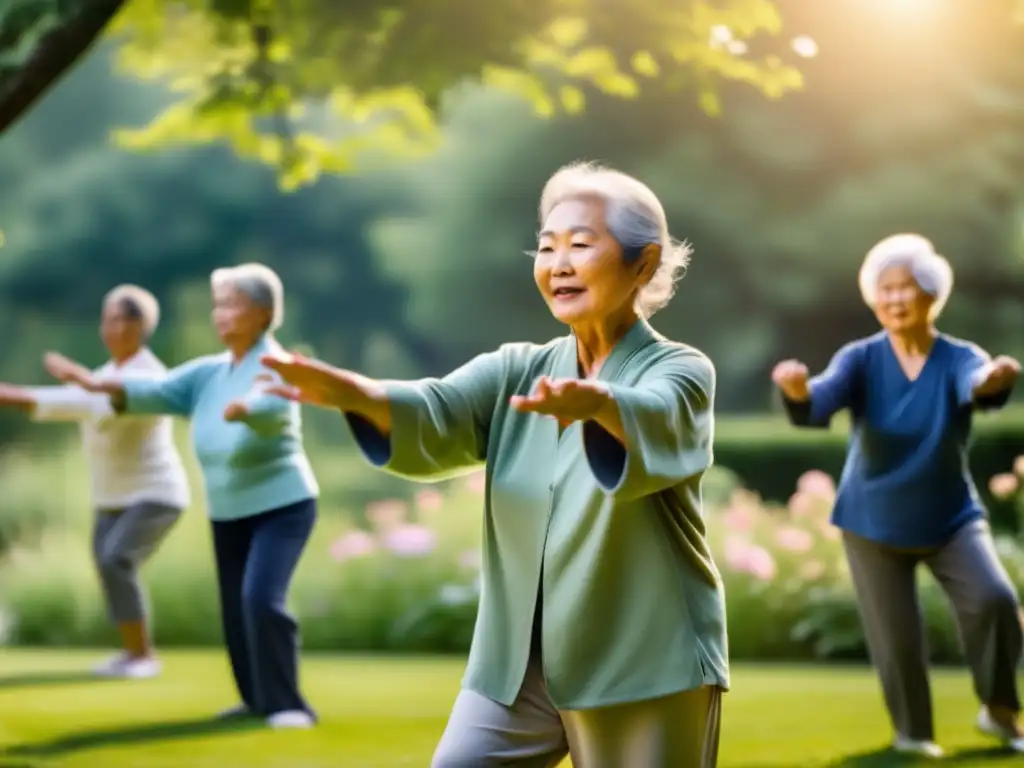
top-left (46, 263), bottom-right (319, 730)
top-left (772, 234), bottom-right (1022, 759)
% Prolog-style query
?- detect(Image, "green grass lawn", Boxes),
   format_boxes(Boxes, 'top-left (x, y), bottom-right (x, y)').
top-left (0, 651), bottom-right (1019, 767)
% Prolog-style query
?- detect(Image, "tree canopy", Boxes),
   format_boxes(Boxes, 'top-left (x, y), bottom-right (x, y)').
top-left (2, 0), bottom-right (804, 187)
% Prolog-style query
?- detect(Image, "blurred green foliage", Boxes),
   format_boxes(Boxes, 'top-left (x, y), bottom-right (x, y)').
top-left (0, 0), bottom-right (807, 185)
top-left (715, 406), bottom-right (1024, 529)
top-left (103, 0), bottom-right (803, 187)
top-left (0, 3), bottom-right (1021, 452)
top-left (4, 437), bottom-right (1024, 659)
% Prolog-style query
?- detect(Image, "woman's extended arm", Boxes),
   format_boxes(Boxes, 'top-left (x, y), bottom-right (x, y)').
top-left (263, 349), bottom-right (509, 481)
top-left (0, 382), bottom-right (114, 421)
top-left (773, 343), bottom-right (862, 429)
top-left (44, 351), bottom-right (203, 417)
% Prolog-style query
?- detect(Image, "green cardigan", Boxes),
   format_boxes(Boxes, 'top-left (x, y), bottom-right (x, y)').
top-left (346, 319), bottom-right (728, 709)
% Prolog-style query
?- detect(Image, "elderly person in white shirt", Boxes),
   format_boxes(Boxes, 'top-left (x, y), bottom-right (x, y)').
top-left (0, 284), bottom-right (190, 679)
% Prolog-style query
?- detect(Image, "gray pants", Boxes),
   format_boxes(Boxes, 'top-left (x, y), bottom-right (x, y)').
top-left (93, 502), bottom-right (182, 624)
top-left (431, 659), bottom-right (722, 768)
top-left (843, 519), bottom-right (1023, 741)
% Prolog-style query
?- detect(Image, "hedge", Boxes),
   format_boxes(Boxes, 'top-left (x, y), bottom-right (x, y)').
top-left (714, 405), bottom-right (1024, 532)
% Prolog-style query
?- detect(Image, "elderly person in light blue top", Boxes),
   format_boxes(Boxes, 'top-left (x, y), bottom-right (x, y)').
top-left (47, 263), bottom-right (319, 730)
top-left (772, 234), bottom-right (1022, 759)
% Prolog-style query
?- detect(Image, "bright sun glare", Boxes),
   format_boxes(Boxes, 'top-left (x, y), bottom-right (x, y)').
top-left (870, 0), bottom-right (950, 20)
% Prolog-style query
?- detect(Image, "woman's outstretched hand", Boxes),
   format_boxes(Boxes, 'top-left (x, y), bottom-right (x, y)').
top-left (510, 376), bottom-right (612, 427)
top-left (260, 351), bottom-right (369, 410)
top-left (973, 355), bottom-right (1021, 399)
top-left (771, 360), bottom-right (811, 402)
top-left (43, 351), bottom-right (94, 389)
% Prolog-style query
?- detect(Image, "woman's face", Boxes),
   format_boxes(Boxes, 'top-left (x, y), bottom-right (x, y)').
top-left (533, 197), bottom-right (653, 326)
top-left (99, 300), bottom-right (144, 359)
top-left (211, 283), bottom-right (270, 347)
top-left (873, 264), bottom-right (935, 333)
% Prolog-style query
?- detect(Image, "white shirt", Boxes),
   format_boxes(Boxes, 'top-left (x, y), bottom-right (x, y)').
top-left (29, 348), bottom-right (191, 510)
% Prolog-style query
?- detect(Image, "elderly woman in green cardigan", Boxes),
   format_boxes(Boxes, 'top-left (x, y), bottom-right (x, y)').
top-left (265, 162), bottom-right (727, 767)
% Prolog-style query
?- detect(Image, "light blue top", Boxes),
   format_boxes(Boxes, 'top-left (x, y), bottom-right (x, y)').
top-left (120, 335), bottom-right (318, 522)
top-left (784, 332), bottom-right (1011, 549)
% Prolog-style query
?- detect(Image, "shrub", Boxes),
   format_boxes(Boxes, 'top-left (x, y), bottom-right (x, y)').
top-left (0, 464), bottom-right (486, 652)
top-left (3, 441), bottom-right (1024, 664)
top-left (714, 406), bottom-right (1024, 532)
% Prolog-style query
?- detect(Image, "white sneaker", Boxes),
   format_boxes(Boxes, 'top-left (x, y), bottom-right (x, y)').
top-left (893, 734), bottom-right (944, 758)
top-left (266, 710), bottom-right (315, 729)
top-left (976, 708), bottom-right (1024, 752)
top-left (92, 653), bottom-right (161, 679)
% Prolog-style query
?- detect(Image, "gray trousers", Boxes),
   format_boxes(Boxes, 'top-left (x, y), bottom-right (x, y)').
top-left (431, 659), bottom-right (722, 768)
top-left (843, 519), bottom-right (1023, 741)
top-left (93, 502), bottom-right (182, 624)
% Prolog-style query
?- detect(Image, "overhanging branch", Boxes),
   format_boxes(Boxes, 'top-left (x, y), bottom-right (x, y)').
top-left (0, 0), bottom-right (126, 136)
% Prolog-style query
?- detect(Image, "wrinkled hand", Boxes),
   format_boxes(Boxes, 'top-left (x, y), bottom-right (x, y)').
top-left (260, 351), bottom-right (365, 409)
top-left (974, 355), bottom-right (1021, 398)
top-left (771, 360), bottom-right (810, 402)
top-left (509, 376), bottom-right (610, 426)
top-left (43, 351), bottom-right (86, 384)
top-left (223, 401), bottom-right (249, 422)
top-left (0, 383), bottom-right (22, 404)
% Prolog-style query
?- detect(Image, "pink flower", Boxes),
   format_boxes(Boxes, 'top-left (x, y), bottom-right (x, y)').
top-left (776, 526), bottom-right (814, 553)
top-left (458, 549), bottom-right (481, 571)
top-left (1013, 454), bottom-right (1024, 479)
top-left (463, 471), bottom-right (487, 495)
top-left (722, 536), bottom-right (776, 582)
top-left (416, 489), bottom-right (444, 512)
top-left (382, 524), bottom-right (438, 557)
top-left (800, 560), bottom-right (825, 580)
top-left (744, 546), bottom-right (777, 581)
top-left (990, 473), bottom-right (1020, 500)
top-left (729, 488), bottom-right (763, 509)
top-left (721, 489), bottom-right (762, 532)
top-left (797, 470), bottom-right (836, 500)
top-left (330, 530), bottom-right (377, 562)
top-left (723, 535), bottom-right (751, 571)
top-left (722, 504), bottom-right (755, 533)
top-left (366, 499), bottom-right (407, 532)
top-left (788, 490), bottom-right (830, 520)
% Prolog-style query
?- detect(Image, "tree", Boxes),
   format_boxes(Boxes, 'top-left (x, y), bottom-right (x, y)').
top-left (2, 0), bottom-right (804, 186)
top-left (363, 0), bottom-right (1024, 409)
top-left (0, 0), bottom-right (126, 134)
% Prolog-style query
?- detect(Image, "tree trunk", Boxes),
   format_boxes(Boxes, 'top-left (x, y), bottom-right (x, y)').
top-left (0, 0), bottom-right (126, 135)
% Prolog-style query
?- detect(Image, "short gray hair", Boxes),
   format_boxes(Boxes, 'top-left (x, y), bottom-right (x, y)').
top-left (538, 161), bottom-right (692, 317)
top-left (104, 284), bottom-right (160, 337)
top-left (858, 234), bottom-right (954, 320)
top-left (210, 263), bottom-right (284, 331)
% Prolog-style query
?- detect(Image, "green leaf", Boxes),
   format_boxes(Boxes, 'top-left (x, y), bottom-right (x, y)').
top-left (480, 65), bottom-right (555, 117)
top-left (699, 87), bottom-right (722, 116)
top-left (546, 16), bottom-right (587, 48)
top-left (631, 51), bottom-right (659, 78)
top-left (559, 84), bottom-right (585, 114)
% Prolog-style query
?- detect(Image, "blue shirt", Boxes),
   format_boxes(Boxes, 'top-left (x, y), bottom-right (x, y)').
top-left (785, 332), bottom-right (1010, 549)
top-left (120, 335), bottom-right (318, 522)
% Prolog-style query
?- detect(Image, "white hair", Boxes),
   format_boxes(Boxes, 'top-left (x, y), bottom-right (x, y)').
top-left (858, 234), bottom-right (954, 320)
top-left (104, 284), bottom-right (160, 337)
top-left (211, 262), bottom-right (285, 332)
top-left (538, 161), bottom-right (692, 317)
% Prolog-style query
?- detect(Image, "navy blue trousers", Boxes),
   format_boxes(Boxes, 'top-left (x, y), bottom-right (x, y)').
top-left (212, 498), bottom-right (316, 717)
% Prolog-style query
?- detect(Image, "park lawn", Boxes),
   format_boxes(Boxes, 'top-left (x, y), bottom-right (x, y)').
top-left (0, 651), bottom-right (1019, 767)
